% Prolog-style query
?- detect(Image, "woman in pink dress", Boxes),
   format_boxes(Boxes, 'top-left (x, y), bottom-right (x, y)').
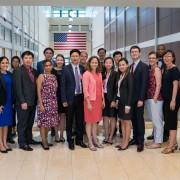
top-left (83, 56), bottom-right (105, 151)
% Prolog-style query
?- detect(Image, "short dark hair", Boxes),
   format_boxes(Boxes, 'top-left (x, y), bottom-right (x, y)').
top-left (148, 51), bottom-right (158, 58)
top-left (70, 49), bottom-right (81, 57)
top-left (130, 45), bottom-right (141, 53)
top-left (163, 49), bottom-right (176, 64)
top-left (21, 51), bottom-right (34, 59)
top-left (97, 48), bottom-right (106, 54)
top-left (104, 57), bottom-right (114, 71)
top-left (43, 47), bottom-right (54, 55)
top-left (86, 56), bottom-right (101, 73)
top-left (43, 59), bottom-right (52, 67)
top-left (113, 51), bottom-right (122, 58)
top-left (158, 44), bottom-right (166, 50)
top-left (11, 56), bottom-right (21, 67)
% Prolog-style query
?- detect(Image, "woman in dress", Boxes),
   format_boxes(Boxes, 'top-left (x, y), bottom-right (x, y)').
top-left (146, 51), bottom-right (163, 149)
top-left (0, 56), bottom-right (13, 153)
top-left (37, 60), bottom-right (58, 150)
top-left (102, 57), bottom-right (117, 145)
top-left (83, 56), bottom-right (105, 151)
top-left (115, 58), bottom-right (133, 151)
top-left (161, 50), bottom-right (180, 154)
top-left (51, 54), bottom-right (66, 143)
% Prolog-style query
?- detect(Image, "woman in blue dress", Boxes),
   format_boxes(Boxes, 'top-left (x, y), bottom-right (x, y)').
top-left (0, 56), bottom-right (13, 153)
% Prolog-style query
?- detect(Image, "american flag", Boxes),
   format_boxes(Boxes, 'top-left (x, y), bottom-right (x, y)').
top-left (54, 33), bottom-right (86, 50)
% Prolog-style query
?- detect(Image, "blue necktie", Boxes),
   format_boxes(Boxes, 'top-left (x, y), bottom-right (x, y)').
top-left (75, 67), bottom-right (80, 94)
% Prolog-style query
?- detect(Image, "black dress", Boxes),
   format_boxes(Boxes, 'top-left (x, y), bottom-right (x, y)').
top-left (162, 67), bottom-right (180, 130)
top-left (51, 68), bottom-right (65, 113)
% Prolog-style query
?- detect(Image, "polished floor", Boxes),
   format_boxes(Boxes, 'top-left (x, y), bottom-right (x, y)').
top-left (0, 128), bottom-right (180, 180)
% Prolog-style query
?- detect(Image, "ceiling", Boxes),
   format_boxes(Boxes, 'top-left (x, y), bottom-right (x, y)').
top-left (0, 0), bottom-right (180, 7)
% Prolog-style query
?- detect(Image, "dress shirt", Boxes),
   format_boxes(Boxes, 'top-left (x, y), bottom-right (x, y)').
top-left (104, 71), bottom-right (111, 93)
top-left (131, 59), bottom-right (140, 73)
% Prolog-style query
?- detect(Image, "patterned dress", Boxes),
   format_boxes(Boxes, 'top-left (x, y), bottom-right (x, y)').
top-left (37, 74), bottom-right (58, 128)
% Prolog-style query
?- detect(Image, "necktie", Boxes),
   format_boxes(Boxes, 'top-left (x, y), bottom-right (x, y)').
top-left (75, 67), bottom-right (80, 94)
top-left (131, 63), bottom-right (135, 74)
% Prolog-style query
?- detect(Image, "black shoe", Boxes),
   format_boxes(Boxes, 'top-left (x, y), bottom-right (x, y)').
top-left (19, 145), bottom-right (33, 151)
top-left (137, 144), bottom-right (144, 152)
top-left (0, 149), bottom-right (8, 153)
top-left (128, 139), bottom-right (137, 146)
top-left (68, 142), bottom-right (75, 150)
top-left (7, 138), bottom-right (15, 144)
top-left (76, 141), bottom-right (87, 148)
top-left (147, 135), bottom-right (154, 140)
top-left (115, 145), bottom-right (121, 148)
top-left (6, 147), bottom-right (12, 151)
top-left (41, 143), bottom-right (49, 150)
top-left (28, 139), bottom-right (41, 145)
top-left (47, 143), bottom-right (54, 147)
top-left (163, 137), bottom-right (169, 142)
top-left (118, 145), bottom-right (129, 151)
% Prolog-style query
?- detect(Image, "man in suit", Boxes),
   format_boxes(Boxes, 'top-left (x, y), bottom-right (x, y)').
top-left (79, 51), bottom-right (88, 68)
top-left (37, 47), bottom-right (56, 137)
top-left (61, 49), bottom-right (87, 150)
top-left (13, 51), bottom-right (40, 151)
top-left (37, 47), bottom-right (55, 74)
top-left (97, 48), bottom-right (106, 68)
top-left (128, 46), bottom-right (149, 152)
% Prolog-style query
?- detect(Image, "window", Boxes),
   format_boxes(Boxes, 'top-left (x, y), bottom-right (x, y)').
top-left (0, 25), bottom-right (5, 40)
top-left (14, 33), bottom-right (21, 45)
top-left (24, 38), bottom-right (29, 48)
top-left (0, 47), bottom-right (4, 56)
top-left (4, 49), bottom-right (12, 60)
top-left (5, 28), bottom-right (12, 42)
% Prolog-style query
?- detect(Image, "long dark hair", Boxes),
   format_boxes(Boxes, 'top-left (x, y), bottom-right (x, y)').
top-left (0, 56), bottom-right (9, 74)
top-left (86, 56), bottom-right (101, 73)
top-left (11, 56), bottom-right (21, 68)
top-left (117, 58), bottom-right (130, 80)
top-left (102, 57), bottom-right (114, 80)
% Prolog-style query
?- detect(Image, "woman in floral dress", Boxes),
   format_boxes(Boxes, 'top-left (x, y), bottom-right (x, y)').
top-left (37, 60), bottom-right (58, 150)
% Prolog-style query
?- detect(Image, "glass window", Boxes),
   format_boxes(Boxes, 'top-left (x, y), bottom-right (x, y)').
top-left (0, 25), bottom-right (5, 40)
top-left (61, 14), bottom-right (68, 17)
top-left (0, 47), bottom-right (4, 56)
top-left (24, 38), bottom-right (29, 48)
top-left (4, 49), bottom-right (12, 60)
top-left (5, 28), bottom-right (12, 42)
top-left (53, 14), bottom-right (60, 17)
top-left (14, 33), bottom-right (21, 46)
top-left (53, 10), bottom-right (60, 14)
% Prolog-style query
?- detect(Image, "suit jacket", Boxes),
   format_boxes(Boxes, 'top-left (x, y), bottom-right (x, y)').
top-left (13, 65), bottom-right (39, 106)
top-left (105, 71), bottom-right (117, 102)
top-left (37, 59), bottom-right (56, 74)
top-left (117, 72), bottom-right (133, 106)
top-left (61, 64), bottom-right (85, 106)
top-left (0, 71), bottom-right (13, 106)
top-left (130, 61), bottom-right (149, 102)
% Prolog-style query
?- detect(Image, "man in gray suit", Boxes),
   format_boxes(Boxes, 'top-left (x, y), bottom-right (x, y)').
top-left (13, 51), bottom-right (40, 151)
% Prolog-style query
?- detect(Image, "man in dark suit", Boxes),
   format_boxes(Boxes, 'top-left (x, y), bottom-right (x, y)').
top-left (37, 47), bottom-right (56, 74)
top-left (13, 51), bottom-right (40, 151)
top-left (128, 46), bottom-right (149, 152)
top-left (61, 49), bottom-right (87, 150)
top-left (36, 47), bottom-right (56, 137)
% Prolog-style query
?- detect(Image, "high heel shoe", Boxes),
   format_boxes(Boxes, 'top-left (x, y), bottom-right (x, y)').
top-left (93, 140), bottom-right (104, 148)
top-left (161, 147), bottom-right (174, 154)
top-left (88, 144), bottom-right (97, 151)
top-left (107, 137), bottom-right (114, 145)
top-left (41, 143), bottom-right (49, 150)
top-left (173, 143), bottom-right (178, 150)
top-left (102, 138), bottom-right (108, 144)
top-left (118, 145), bottom-right (129, 151)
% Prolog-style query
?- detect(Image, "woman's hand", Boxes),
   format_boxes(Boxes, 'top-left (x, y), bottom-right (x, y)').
top-left (170, 100), bottom-right (176, 111)
top-left (0, 106), bottom-right (3, 114)
top-left (40, 104), bottom-right (45, 113)
top-left (87, 102), bottom-right (93, 111)
top-left (153, 97), bottom-right (157, 103)
top-left (125, 108), bottom-right (130, 114)
top-left (110, 101), bottom-right (116, 107)
top-left (21, 103), bottom-right (27, 110)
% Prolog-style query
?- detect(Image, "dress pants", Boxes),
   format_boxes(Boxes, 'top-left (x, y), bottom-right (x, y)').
top-left (16, 105), bottom-right (36, 146)
top-left (146, 99), bottom-right (163, 143)
top-left (131, 101), bottom-right (145, 144)
top-left (65, 94), bottom-right (84, 143)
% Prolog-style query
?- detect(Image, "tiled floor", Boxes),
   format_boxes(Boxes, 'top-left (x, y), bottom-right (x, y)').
top-left (1, 128), bottom-right (180, 180)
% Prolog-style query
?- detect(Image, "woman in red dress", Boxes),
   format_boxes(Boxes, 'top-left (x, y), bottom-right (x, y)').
top-left (83, 56), bottom-right (105, 151)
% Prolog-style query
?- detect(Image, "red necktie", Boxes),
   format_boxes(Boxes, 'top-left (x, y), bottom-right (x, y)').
top-left (131, 63), bottom-right (134, 74)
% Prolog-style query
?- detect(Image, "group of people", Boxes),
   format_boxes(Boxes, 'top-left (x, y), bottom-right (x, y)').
top-left (0, 45), bottom-right (179, 155)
